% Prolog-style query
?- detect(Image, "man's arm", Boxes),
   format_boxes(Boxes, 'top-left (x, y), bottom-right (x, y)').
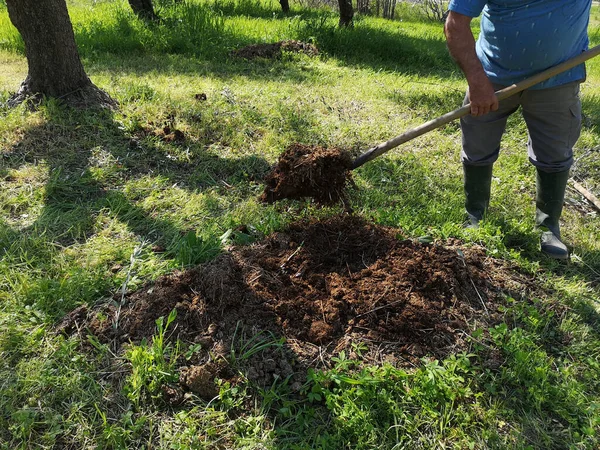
top-left (444, 11), bottom-right (498, 116)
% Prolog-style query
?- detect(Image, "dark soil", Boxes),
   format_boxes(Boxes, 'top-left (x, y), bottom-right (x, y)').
top-left (232, 40), bottom-right (319, 59)
top-left (261, 143), bottom-right (353, 204)
top-left (62, 215), bottom-right (537, 399)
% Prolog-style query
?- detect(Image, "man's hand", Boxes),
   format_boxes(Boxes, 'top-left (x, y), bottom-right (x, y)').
top-left (444, 11), bottom-right (499, 116)
top-left (467, 72), bottom-right (499, 116)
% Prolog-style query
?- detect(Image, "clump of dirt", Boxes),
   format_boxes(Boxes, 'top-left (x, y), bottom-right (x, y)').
top-left (232, 40), bottom-right (319, 59)
top-left (261, 143), bottom-right (353, 204)
top-left (129, 118), bottom-right (187, 147)
top-left (180, 361), bottom-right (227, 400)
top-left (154, 125), bottom-right (186, 143)
top-left (64, 215), bottom-right (537, 397)
top-left (140, 125), bottom-right (185, 143)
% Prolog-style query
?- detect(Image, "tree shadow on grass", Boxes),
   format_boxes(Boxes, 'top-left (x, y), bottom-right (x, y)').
top-left (571, 294), bottom-right (600, 340)
top-left (206, 1), bottom-right (331, 20)
top-left (581, 91), bottom-right (600, 131)
top-left (74, 8), bottom-right (456, 82)
top-left (296, 19), bottom-right (454, 74)
top-left (574, 93), bottom-right (600, 191)
top-left (0, 105), bottom-right (270, 320)
top-left (474, 284), bottom-right (600, 447)
top-left (493, 205), bottom-right (600, 293)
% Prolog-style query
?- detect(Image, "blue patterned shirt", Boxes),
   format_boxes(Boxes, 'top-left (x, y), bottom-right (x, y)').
top-left (448, 0), bottom-right (591, 88)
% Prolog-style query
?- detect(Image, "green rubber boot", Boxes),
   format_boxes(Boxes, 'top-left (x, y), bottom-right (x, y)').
top-left (536, 168), bottom-right (570, 260)
top-left (463, 164), bottom-right (493, 228)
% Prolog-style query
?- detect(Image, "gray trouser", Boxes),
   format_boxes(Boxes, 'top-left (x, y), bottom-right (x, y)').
top-left (460, 81), bottom-right (582, 173)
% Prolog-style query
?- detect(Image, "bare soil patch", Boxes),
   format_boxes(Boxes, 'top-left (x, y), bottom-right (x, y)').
top-left (62, 215), bottom-right (536, 397)
top-left (232, 40), bottom-right (319, 59)
top-left (261, 143), bottom-right (353, 204)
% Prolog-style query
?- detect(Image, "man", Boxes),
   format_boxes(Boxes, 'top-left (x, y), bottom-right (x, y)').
top-left (444, 0), bottom-right (592, 259)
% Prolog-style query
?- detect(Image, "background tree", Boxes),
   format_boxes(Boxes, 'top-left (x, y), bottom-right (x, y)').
top-left (279, 0), bottom-right (290, 13)
top-left (128, 0), bottom-right (159, 21)
top-left (5, 0), bottom-right (114, 107)
top-left (356, 0), bottom-right (370, 14)
top-left (421, 0), bottom-right (448, 22)
top-left (338, 0), bottom-right (354, 26)
top-left (381, 0), bottom-right (396, 19)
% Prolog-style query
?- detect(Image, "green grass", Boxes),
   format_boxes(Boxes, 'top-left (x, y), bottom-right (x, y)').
top-left (1, 0), bottom-right (599, 448)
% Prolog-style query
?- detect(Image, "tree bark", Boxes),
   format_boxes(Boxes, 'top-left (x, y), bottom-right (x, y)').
top-left (5, 0), bottom-right (114, 107)
top-left (382, 0), bottom-right (395, 19)
top-left (338, 0), bottom-right (354, 27)
top-left (279, 0), bottom-right (290, 13)
top-left (128, 0), bottom-right (159, 21)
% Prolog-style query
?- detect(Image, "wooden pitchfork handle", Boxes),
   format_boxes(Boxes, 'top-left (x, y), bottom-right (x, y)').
top-left (352, 44), bottom-right (600, 170)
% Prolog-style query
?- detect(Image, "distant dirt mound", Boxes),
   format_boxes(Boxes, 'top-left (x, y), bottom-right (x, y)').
top-left (261, 144), bottom-right (353, 204)
top-left (63, 215), bottom-right (534, 395)
top-left (232, 40), bottom-right (319, 59)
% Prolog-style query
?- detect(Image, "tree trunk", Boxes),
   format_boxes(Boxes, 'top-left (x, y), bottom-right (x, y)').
top-left (5, 0), bottom-right (114, 107)
top-left (128, 0), bottom-right (159, 21)
top-left (382, 0), bottom-right (394, 19)
top-left (279, 0), bottom-right (290, 13)
top-left (338, 0), bottom-right (354, 27)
